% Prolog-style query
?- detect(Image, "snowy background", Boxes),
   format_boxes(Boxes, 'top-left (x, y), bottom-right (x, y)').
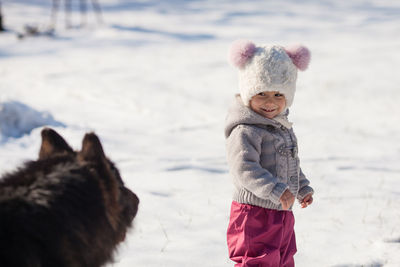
top-left (1, 0), bottom-right (400, 266)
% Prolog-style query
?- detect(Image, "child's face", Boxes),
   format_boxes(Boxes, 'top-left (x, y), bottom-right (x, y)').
top-left (249, 91), bottom-right (286, 119)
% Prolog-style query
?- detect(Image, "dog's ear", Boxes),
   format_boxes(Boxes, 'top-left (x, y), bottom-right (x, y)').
top-left (39, 128), bottom-right (74, 159)
top-left (78, 133), bottom-right (106, 162)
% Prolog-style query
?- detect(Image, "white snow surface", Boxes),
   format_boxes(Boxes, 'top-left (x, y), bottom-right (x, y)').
top-left (0, 100), bottom-right (64, 141)
top-left (1, 0), bottom-right (400, 266)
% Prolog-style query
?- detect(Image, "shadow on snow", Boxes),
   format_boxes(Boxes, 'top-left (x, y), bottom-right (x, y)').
top-left (111, 24), bottom-right (215, 41)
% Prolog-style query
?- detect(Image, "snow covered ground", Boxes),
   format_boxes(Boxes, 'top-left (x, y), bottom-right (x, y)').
top-left (1, 0), bottom-right (400, 266)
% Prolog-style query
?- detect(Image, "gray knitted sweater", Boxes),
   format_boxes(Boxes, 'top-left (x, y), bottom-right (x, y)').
top-left (225, 96), bottom-right (314, 211)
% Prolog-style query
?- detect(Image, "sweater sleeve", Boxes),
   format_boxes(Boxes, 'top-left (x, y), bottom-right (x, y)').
top-left (226, 125), bottom-right (289, 205)
top-left (297, 168), bottom-right (314, 201)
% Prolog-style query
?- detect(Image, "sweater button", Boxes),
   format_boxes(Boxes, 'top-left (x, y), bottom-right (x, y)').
top-left (290, 176), bottom-right (297, 183)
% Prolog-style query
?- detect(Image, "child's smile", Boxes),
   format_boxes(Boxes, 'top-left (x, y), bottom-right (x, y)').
top-left (249, 91), bottom-right (286, 119)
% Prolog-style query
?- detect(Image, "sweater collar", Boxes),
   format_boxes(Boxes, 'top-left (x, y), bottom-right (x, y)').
top-left (272, 109), bottom-right (293, 129)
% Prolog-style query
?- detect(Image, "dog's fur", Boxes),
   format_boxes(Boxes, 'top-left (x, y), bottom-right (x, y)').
top-left (0, 128), bottom-right (139, 267)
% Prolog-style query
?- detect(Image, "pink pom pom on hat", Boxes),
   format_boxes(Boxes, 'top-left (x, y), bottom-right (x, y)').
top-left (228, 40), bottom-right (311, 108)
top-left (228, 40), bottom-right (256, 68)
top-left (284, 44), bottom-right (311, 71)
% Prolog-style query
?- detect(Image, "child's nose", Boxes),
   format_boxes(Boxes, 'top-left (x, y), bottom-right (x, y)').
top-left (264, 98), bottom-right (275, 103)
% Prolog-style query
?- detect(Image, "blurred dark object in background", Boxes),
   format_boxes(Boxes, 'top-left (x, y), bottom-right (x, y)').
top-left (51, 0), bottom-right (103, 29)
top-left (0, 1), bottom-right (5, 32)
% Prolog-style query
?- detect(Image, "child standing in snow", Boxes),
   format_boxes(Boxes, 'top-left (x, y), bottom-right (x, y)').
top-left (225, 40), bottom-right (314, 267)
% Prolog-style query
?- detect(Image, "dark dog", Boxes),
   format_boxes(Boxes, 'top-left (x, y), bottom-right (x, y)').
top-left (0, 128), bottom-right (139, 267)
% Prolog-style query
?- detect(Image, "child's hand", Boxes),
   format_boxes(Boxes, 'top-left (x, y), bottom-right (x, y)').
top-left (300, 194), bottom-right (313, 208)
top-left (280, 189), bottom-right (295, 210)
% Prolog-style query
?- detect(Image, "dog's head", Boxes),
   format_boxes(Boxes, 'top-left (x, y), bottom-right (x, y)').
top-left (39, 128), bottom-right (139, 243)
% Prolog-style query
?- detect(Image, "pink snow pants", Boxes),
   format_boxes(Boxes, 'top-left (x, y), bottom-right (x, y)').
top-left (227, 201), bottom-right (297, 267)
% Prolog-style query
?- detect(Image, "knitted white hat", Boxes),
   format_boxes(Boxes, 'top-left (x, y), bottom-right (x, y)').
top-left (229, 40), bottom-right (311, 107)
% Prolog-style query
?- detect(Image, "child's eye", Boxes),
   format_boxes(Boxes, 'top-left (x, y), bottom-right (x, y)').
top-left (258, 92), bottom-right (266, 96)
top-left (275, 93), bottom-right (284, 97)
